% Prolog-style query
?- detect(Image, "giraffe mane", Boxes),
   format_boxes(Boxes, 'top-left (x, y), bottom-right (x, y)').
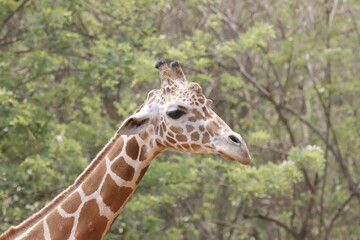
top-left (1, 133), bottom-right (121, 239)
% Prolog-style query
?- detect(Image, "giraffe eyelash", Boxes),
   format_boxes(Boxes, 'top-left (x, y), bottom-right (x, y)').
top-left (166, 109), bottom-right (186, 119)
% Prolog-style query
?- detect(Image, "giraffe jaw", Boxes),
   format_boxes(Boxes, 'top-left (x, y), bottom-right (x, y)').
top-left (219, 150), bottom-right (251, 165)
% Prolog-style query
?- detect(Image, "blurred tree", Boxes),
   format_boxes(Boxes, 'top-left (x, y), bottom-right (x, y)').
top-left (0, 0), bottom-right (359, 239)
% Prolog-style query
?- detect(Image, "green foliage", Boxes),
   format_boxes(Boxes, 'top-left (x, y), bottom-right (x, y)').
top-left (1, 0), bottom-right (359, 239)
top-left (228, 161), bottom-right (302, 199)
top-left (240, 23), bottom-right (276, 51)
top-left (248, 130), bottom-right (270, 146)
top-left (289, 145), bottom-right (325, 173)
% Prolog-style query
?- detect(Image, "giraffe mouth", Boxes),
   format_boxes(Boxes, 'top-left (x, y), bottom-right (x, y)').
top-left (219, 151), bottom-right (251, 165)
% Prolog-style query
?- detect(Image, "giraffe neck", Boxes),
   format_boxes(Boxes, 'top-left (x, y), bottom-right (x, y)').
top-left (2, 130), bottom-right (161, 240)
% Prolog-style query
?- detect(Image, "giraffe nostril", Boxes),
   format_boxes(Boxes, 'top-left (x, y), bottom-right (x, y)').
top-left (229, 135), bottom-right (241, 145)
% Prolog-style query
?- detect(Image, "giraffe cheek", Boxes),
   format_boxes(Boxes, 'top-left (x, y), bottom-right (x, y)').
top-left (186, 125), bottom-right (194, 132)
top-left (201, 132), bottom-right (210, 144)
top-left (205, 121), bottom-right (222, 137)
top-left (170, 125), bottom-right (184, 134)
top-left (191, 132), bottom-right (199, 141)
top-left (176, 134), bottom-right (187, 142)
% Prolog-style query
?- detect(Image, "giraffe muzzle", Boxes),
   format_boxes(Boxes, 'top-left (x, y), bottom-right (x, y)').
top-left (216, 133), bottom-right (251, 165)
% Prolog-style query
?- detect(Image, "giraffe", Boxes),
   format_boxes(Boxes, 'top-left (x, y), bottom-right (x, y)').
top-left (0, 61), bottom-right (251, 240)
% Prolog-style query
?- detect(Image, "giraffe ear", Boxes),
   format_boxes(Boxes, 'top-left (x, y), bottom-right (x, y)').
top-left (117, 114), bottom-right (150, 135)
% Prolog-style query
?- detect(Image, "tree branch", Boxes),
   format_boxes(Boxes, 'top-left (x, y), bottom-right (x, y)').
top-left (324, 193), bottom-right (355, 240)
top-left (280, 105), bottom-right (360, 202)
top-left (1, 0), bottom-right (30, 30)
top-left (245, 214), bottom-right (299, 239)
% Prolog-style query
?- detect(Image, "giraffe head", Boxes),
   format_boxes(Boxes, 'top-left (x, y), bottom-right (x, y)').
top-left (117, 61), bottom-right (251, 165)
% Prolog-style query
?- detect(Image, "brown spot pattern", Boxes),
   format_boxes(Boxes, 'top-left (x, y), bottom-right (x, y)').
top-left (126, 137), bottom-right (139, 160)
top-left (155, 139), bottom-right (165, 149)
top-left (192, 109), bottom-right (206, 120)
top-left (61, 192), bottom-right (81, 214)
top-left (25, 221), bottom-right (45, 240)
top-left (75, 199), bottom-right (108, 240)
top-left (166, 136), bottom-right (176, 144)
top-left (188, 116), bottom-right (197, 122)
top-left (100, 176), bottom-right (133, 213)
top-left (139, 131), bottom-right (149, 140)
top-left (161, 122), bottom-right (167, 131)
top-left (139, 145), bottom-right (148, 161)
top-left (82, 160), bottom-right (106, 196)
top-left (108, 137), bottom-right (124, 161)
top-left (136, 166), bottom-right (149, 184)
top-left (202, 107), bottom-right (211, 118)
top-left (135, 103), bottom-right (144, 113)
top-left (191, 132), bottom-right (199, 141)
top-left (191, 144), bottom-right (201, 151)
top-left (160, 126), bottom-right (164, 137)
top-left (48, 210), bottom-right (74, 240)
top-left (206, 121), bottom-right (221, 136)
top-left (205, 144), bottom-right (214, 149)
top-left (176, 134), bottom-right (187, 142)
top-left (188, 83), bottom-right (202, 93)
top-left (168, 131), bottom-right (174, 137)
top-left (111, 157), bottom-right (135, 181)
top-left (186, 125), bottom-right (194, 132)
top-left (202, 132), bottom-right (210, 144)
top-left (181, 144), bottom-right (190, 149)
top-left (199, 126), bottom-right (205, 132)
top-left (177, 145), bottom-right (185, 151)
top-left (170, 126), bottom-right (183, 134)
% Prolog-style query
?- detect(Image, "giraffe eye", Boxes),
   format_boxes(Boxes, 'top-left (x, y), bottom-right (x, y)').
top-left (167, 109), bottom-right (186, 119)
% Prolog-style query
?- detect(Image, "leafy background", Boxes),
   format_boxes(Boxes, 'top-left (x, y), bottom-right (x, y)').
top-left (0, 0), bottom-right (359, 239)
